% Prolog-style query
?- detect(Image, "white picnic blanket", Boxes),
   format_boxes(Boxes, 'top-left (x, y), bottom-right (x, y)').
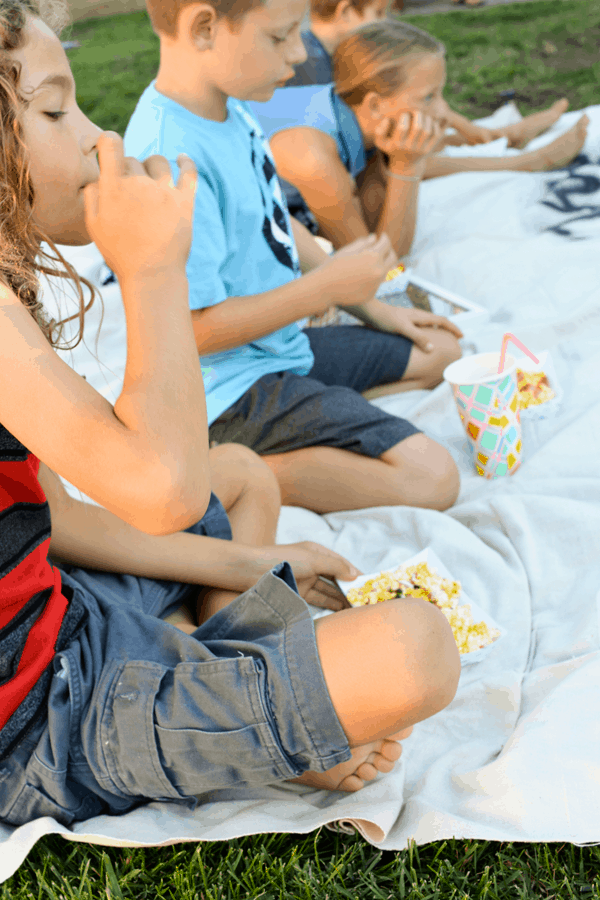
top-left (2, 103), bottom-right (600, 882)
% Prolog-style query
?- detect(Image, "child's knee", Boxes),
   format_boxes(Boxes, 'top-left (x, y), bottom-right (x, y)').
top-left (386, 597), bottom-right (461, 721)
top-left (212, 442), bottom-right (281, 503)
top-left (421, 332), bottom-right (463, 389)
top-left (430, 446), bottom-right (460, 510)
top-left (412, 601), bottom-right (461, 717)
top-left (389, 434), bottom-right (460, 510)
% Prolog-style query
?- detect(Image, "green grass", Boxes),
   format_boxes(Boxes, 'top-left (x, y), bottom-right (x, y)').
top-left (61, 0), bottom-right (600, 134)
top-left (402, 0), bottom-right (600, 119)
top-left (7, 1), bottom-right (598, 896)
top-left (5, 830), bottom-right (600, 898)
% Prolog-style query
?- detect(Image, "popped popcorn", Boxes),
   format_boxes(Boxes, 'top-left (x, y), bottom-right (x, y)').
top-left (517, 369), bottom-right (555, 409)
top-left (384, 264), bottom-right (406, 282)
top-left (346, 560), bottom-right (500, 655)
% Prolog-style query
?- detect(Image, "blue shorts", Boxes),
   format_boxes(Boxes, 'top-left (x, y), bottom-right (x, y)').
top-left (0, 494), bottom-right (351, 827)
top-left (209, 325), bottom-right (421, 457)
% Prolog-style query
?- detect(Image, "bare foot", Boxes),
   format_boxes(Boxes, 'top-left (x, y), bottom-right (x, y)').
top-left (523, 114), bottom-right (588, 172)
top-left (501, 99), bottom-right (569, 149)
top-left (287, 728), bottom-right (412, 793)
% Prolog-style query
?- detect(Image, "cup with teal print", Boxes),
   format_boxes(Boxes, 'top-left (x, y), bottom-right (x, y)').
top-left (443, 352), bottom-right (522, 479)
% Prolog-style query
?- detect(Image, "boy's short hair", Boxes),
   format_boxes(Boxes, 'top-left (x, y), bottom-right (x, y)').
top-left (146, 0), bottom-right (263, 37)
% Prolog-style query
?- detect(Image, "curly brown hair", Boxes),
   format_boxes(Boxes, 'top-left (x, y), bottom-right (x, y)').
top-left (0, 0), bottom-right (96, 348)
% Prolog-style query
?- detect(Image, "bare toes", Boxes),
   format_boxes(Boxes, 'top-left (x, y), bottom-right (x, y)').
top-left (355, 762), bottom-right (379, 782)
top-left (338, 774), bottom-right (365, 792)
top-left (370, 754), bottom-right (396, 774)
top-left (379, 741), bottom-right (403, 763)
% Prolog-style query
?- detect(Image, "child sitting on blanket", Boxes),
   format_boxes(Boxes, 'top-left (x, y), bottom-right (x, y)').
top-left (0, 0), bottom-right (462, 826)
top-left (124, 0), bottom-right (464, 519)
top-left (252, 19), bottom-right (589, 255)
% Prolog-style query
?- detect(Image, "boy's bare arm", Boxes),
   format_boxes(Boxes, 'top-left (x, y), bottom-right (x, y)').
top-left (41, 463), bottom-right (274, 592)
top-left (41, 463), bottom-right (360, 603)
top-left (191, 233), bottom-right (396, 355)
top-left (290, 217), bottom-right (330, 273)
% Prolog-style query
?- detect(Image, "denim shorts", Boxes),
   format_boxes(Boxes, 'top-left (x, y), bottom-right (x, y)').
top-left (209, 325), bottom-right (421, 457)
top-left (0, 495), bottom-right (351, 827)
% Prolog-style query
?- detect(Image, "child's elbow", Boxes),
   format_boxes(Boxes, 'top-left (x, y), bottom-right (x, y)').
top-left (127, 462), bottom-right (212, 536)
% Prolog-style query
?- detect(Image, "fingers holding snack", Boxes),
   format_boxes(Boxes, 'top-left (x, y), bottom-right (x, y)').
top-left (326, 232), bottom-right (398, 306)
top-left (84, 132), bottom-right (198, 282)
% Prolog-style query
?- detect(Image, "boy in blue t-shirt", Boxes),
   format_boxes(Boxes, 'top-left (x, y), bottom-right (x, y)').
top-left (125, 0), bottom-right (464, 515)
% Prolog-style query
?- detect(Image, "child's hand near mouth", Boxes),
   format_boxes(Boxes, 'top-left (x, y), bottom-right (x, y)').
top-left (83, 131), bottom-right (198, 283)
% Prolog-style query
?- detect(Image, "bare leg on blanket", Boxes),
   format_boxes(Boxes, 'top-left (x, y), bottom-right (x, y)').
top-left (361, 325), bottom-right (461, 401)
top-left (289, 594), bottom-right (461, 791)
top-left (263, 435), bottom-right (459, 514)
top-left (498, 98), bottom-right (570, 149)
top-left (424, 114), bottom-right (589, 180)
top-left (263, 332), bottom-right (461, 514)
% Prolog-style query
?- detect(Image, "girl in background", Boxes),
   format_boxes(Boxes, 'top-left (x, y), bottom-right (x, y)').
top-left (252, 20), bottom-right (588, 255)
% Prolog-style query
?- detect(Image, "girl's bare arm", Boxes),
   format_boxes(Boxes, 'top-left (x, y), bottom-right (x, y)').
top-left (0, 135), bottom-right (210, 535)
top-left (269, 128), bottom-right (416, 257)
top-left (269, 128), bottom-right (371, 249)
top-left (356, 149), bottom-right (421, 257)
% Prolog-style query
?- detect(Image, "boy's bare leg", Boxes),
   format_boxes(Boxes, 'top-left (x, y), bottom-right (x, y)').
top-left (163, 444), bottom-right (281, 632)
top-left (195, 444), bottom-right (281, 625)
top-left (263, 329), bottom-right (460, 514)
top-left (263, 433), bottom-right (459, 514)
top-left (289, 595), bottom-right (461, 791)
top-left (361, 325), bottom-right (461, 401)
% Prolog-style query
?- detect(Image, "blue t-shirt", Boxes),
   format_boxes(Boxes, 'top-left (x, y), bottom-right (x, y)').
top-left (124, 83), bottom-right (314, 425)
top-left (249, 84), bottom-right (370, 184)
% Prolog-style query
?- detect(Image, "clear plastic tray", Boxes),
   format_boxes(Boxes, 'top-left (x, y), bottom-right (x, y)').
top-left (337, 547), bottom-right (505, 667)
top-left (376, 270), bottom-right (489, 330)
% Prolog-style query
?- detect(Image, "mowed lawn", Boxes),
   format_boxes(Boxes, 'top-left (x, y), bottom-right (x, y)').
top-left (63, 0), bottom-right (600, 134)
top-left (5, 0), bottom-right (600, 897)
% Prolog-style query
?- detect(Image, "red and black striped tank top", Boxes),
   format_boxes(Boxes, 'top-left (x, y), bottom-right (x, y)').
top-left (0, 423), bottom-right (86, 761)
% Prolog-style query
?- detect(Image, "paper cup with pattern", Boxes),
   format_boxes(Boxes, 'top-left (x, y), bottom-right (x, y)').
top-left (443, 352), bottom-right (522, 479)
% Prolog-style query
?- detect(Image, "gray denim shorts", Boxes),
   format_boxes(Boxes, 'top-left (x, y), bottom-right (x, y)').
top-left (209, 325), bottom-right (420, 457)
top-left (0, 496), bottom-right (351, 828)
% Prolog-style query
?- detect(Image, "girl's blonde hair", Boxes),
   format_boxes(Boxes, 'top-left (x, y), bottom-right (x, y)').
top-left (333, 19), bottom-right (444, 108)
top-left (0, 0), bottom-right (96, 348)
